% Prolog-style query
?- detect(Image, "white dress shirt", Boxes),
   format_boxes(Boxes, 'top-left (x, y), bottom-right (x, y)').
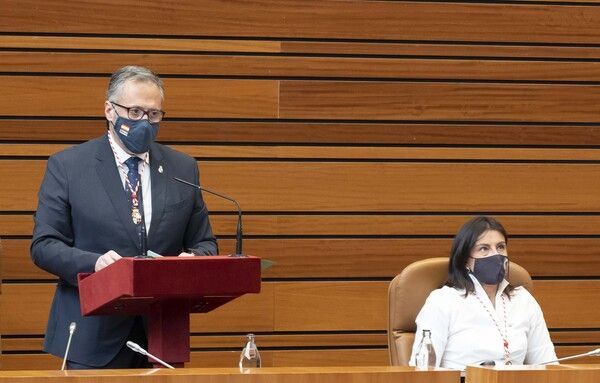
top-left (108, 131), bottom-right (152, 232)
top-left (409, 274), bottom-right (557, 370)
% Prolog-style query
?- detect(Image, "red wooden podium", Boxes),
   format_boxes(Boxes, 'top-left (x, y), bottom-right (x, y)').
top-left (77, 256), bottom-right (261, 367)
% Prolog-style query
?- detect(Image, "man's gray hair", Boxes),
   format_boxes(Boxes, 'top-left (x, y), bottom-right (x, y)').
top-left (107, 66), bottom-right (164, 102)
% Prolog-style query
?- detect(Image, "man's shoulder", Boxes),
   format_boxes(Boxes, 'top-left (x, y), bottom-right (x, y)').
top-left (49, 135), bottom-right (106, 162)
top-left (152, 142), bottom-right (196, 165)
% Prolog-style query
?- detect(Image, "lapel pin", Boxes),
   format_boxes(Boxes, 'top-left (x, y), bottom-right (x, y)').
top-left (158, 165), bottom-right (163, 173)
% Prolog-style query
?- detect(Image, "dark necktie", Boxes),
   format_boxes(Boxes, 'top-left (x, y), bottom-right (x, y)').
top-left (124, 157), bottom-right (143, 226)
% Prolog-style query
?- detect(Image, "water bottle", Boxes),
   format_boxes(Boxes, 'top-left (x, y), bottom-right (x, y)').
top-left (415, 329), bottom-right (436, 369)
top-left (239, 333), bottom-right (261, 370)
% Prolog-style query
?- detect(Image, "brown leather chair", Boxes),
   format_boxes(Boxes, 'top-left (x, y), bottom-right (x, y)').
top-left (387, 257), bottom-right (533, 366)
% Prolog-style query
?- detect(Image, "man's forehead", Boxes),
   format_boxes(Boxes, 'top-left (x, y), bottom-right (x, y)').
top-left (117, 80), bottom-right (162, 103)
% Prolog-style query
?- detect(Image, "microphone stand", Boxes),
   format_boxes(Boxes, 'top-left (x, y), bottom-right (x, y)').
top-left (540, 348), bottom-right (600, 365)
top-left (61, 322), bottom-right (77, 370)
top-left (126, 341), bottom-right (175, 369)
top-left (173, 177), bottom-right (244, 256)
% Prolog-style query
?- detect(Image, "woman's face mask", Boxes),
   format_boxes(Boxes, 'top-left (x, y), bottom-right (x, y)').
top-left (471, 254), bottom-right (507, 285)
top-left (468, 230), bottom-right (508, 285)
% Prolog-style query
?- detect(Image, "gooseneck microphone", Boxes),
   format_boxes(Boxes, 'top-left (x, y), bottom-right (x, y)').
top-left (61, 322), bottom-right (77, 370)
top-left (539, 347), bottom-right (600, 365)
top-left (126, 341), bottom-right (175, 369)
top-left (173, 177), bottom-right (244, 256)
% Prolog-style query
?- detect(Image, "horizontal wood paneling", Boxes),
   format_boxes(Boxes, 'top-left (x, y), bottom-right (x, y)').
top-left (4, 330), bottom-right (598, 353)
top-left (6, 144), bottom-right (600, 162)
top-left (273, 282), bottom-right (386, 331)
top-left (2, 120), bottom-right (599, 146)
top-left (3, 281), bottom-right (598, 335)
top-left (0, 36), bottom-right (281, 52)
top-left (280, 81), bottom-right (600, 123)
top-left (536, 280), bottom-right (600, 328)
top-left (1, 346), bottom-right (596, 371)
top-left (266, 349), bottom-right (388, 368)
top-left (551, 331), bottom-right (600, 344)
top-left (0, 283), bottom-right (274, 335)
top-left (4, 161), bottom-right (600, 212)
top-left (5, 77), bottom-right (600, 122)
top-left (5, 237), bottom-right (600, 280)
top-left (4, 52), bottom-right (600, 81)
top-left (1, 333), bottom-right (388, 352)
top-left (281, 41), bottom-right (600, 60)
top-left (6, 36), bottom-right (600, 60)
top-left (2, 0), bottom-right (600, 370)
top-left (7, 213), bottom-right (600, 237)
top-left (0, 77), bottom-right (278, 118)
top-left (2, 1), bottom-right (600, 44)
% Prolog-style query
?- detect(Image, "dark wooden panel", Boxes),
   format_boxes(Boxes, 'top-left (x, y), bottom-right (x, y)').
top-left (6, 161), bottom-right (600, 212)
top-left (0, 35), bottom-right (281, 52)
top-left (2, 1), bottom-right (600, 44)
top-left (267, 349), bottom-right (388, 368)
top-left (282, 41), bottom-right (600, 60)
top-left (7, 213), bottom-right (600, 237)
top-left (280, 81), bottom-right (600, 123)
top-left (273, 282), bottom-right (386, 331)
top-left (550, 331), bottom-right (600, 344)
top-left (0, 354), bottom-right (60, 371)
top-left (0, 283), bottom-right (273, 335)
top-left (189, 283), bottom-right (274, 333)
top-left (6, 36), bottom-right (600, 59)
top-left (0, 349), bottom-right (388, 370)
top-left (0, 77), bottom-right (278, 118)
top-left (1, 120), bottom-right (599, 146)
top-left (2, 333), bottom-right (387, 352)
top-left (0, 284), bottom-right (54, 335)
top-left (4, 281), bottom-right (596, 334)
top-left (5, 330), bottom-right (598, 352)
top-left (536, 280), bottom-right (600, 329)
top-left (555, 346), bottom-right (600, 364)
top-left (4, 237), bottom-right (600, 280)
top-left (6, 144), bottom-right (600, 162)
top-left (4, 52), bottom-right (600, 81)
top-left (1, 347), bottom-right (595, 371)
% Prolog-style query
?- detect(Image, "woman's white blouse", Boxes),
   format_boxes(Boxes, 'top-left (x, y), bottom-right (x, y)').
top-left (409, 275), bottom-right (557, 370)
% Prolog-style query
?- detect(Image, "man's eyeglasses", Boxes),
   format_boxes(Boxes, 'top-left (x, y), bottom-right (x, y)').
top-left (111, 102), bottom-right (165, 123)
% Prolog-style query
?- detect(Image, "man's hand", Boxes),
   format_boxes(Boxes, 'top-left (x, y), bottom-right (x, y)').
top-left (177, 251), bottom-right (194, 257)
top-left (95, 250), bottom-right (122, 271)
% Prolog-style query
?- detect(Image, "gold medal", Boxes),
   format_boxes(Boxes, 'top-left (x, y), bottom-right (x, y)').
top-left (132, 207), bottom-right (142, 225)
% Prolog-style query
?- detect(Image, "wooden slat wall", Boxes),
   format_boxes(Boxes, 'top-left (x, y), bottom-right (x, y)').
top-left (1, 0), bottom-right (599, 370)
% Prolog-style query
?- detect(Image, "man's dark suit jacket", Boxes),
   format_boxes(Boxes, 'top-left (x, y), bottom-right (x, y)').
top-left (31, 134), bottom-right (218, 367)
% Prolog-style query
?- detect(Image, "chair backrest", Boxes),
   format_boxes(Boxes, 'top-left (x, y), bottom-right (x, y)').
top-left (387, 257), bottom-right (533, 366)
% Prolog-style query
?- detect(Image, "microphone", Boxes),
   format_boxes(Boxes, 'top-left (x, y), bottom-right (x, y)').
top-left (173, 177), bottom-right (244, 256)
top-left (126, 341), bottom-right (175, 369)
top-left (61, 322), bottom-right (77, 370)
top-left (539, 347), bottom-right (600, 365)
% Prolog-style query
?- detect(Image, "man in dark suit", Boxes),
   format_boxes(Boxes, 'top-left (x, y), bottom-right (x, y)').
top-left (31, 66), bottom-right (218, 369)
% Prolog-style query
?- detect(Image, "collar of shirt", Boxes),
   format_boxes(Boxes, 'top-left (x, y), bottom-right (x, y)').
top-left (107, 130), bottom-right (150, 167)
top-left (468, 273), bottom-right (510, 299)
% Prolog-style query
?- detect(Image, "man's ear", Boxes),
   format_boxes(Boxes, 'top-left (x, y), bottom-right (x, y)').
top-left (104, 101), bottom-right (114, 122)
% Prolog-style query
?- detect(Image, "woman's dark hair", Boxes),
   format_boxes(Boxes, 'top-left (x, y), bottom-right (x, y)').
top-left (445, 216), bottom-right (514, 297)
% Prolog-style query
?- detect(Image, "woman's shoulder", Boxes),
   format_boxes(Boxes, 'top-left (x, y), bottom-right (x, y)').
top-left (426, 285), bottom-right (465, 303)
top-left (509, 285), bottom-right (541, 307)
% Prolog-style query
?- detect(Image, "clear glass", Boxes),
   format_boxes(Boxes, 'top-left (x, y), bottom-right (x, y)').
top-left (239, 333), bottom-right (261, 371)
top-left (415, 329), bottom-right (436, 369)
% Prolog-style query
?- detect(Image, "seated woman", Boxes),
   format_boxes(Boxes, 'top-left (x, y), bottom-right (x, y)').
top-left (409, 216), bottom-right (557, 370)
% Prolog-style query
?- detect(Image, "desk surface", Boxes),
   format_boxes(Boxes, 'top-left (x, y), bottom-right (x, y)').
top-left (0, 366), bottom-right (460, 383)
top-left (466, 364), bottom-right (600, 383)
